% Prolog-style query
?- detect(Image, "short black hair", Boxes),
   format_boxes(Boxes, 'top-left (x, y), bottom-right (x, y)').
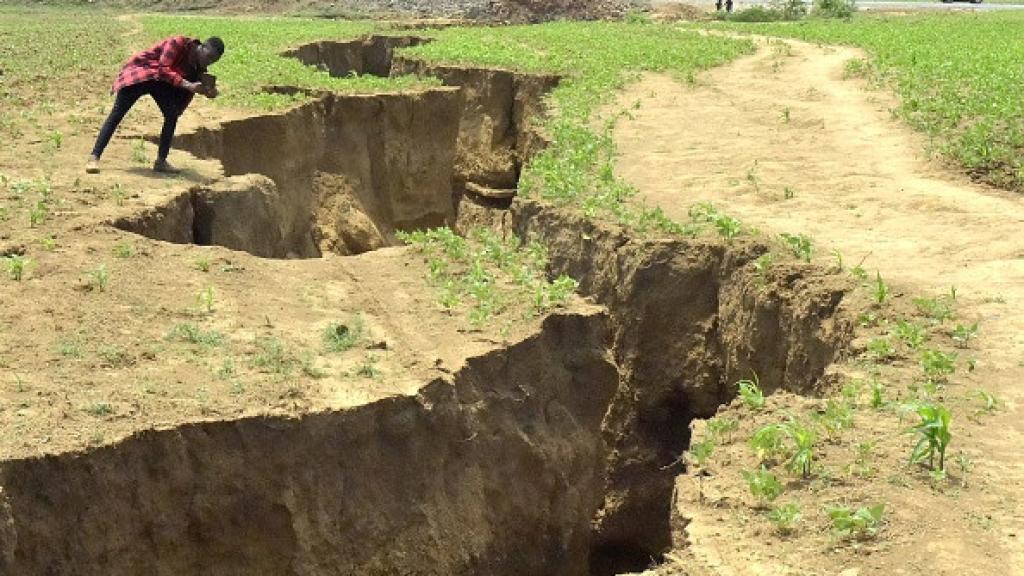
top-left (205, 37), bottom-right (225, 57)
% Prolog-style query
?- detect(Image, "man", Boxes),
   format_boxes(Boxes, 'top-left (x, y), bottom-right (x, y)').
top-left (86, 36), bottom-right (224, 174)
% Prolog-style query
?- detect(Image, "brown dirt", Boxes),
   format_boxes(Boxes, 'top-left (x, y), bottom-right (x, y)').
top-left (610, 35), bottom-right (1024, 575)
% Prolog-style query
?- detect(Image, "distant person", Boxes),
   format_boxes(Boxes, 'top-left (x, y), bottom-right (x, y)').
top-left (86, 36), bottom-right (224, 175)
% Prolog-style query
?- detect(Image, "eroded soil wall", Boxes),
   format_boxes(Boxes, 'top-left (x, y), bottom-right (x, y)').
top-left (0, 311), bottom-right (618, 576)
top-left (173, 87), bottom-right (462, 257)
top-left (510, 199), bottom-right (855, 566)
top-left (392, 57), bottom-right (560, 192)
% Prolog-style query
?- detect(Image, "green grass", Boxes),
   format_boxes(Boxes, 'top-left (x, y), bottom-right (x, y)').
top-left (140, 15), bottom-right (432, 110)
top-left (710, 13), bottom-right (1024, 191)
top-left (0, 8), bottom-right (127, 138)
top-left (403, 22), bottom-right (753, 231)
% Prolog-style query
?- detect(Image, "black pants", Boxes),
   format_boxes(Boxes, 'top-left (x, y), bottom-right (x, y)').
top-left (91, 80), bottom-right (185, 161)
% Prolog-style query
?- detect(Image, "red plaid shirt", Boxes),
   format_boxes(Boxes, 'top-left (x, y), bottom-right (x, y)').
top-left (112, 36), bottom-right (201, 110)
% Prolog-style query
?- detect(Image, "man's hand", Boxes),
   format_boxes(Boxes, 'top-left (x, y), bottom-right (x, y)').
top-left (183, 80), bottom-right (205, 95)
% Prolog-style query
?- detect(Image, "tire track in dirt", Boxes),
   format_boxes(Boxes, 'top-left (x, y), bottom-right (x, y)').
top-left (611, 36), bottom-right (1024, 574)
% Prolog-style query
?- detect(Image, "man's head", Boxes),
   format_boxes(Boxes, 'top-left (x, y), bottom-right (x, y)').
top-left (196, 37), bottom-right (224, 69)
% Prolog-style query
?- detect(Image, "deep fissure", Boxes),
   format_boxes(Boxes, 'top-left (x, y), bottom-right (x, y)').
top-left (116, 35), bottom-right (558, 259)
top-left (78, 35), bottom-right (859, 576)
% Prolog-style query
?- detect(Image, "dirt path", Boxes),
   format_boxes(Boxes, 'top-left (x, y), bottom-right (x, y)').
top-left (612, 36), bottom-right (1024, 574)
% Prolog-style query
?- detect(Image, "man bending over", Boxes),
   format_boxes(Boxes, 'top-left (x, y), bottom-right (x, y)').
top-left (86, 35), bottom-right (224, 174)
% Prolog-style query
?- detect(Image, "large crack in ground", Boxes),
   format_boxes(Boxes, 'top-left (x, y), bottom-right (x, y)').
top-left (5, 35), bottom-right (857, 576)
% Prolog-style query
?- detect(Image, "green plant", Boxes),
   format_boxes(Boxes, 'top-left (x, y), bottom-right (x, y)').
top-left (846, 441), bottom-right (876, 477)
top-left (913, 296), bottom-right (954, 324)
top-left (869, 378), bottom-right (886, 409)
top-left (197, 286), bottom-right (215, 313)
top-left (909, 402), bottom-right (952, 471)
top-left (46, 129), bottom-right (63, 153)
top-left (783, 186), bottom-right (795, 200)
top-left (687, 438), bottom-right (715, 469)
top-left (40, 236), bottom-right (57, 251)
top-left (780, 233), bottom-right (812, 262)
top-left (87, 263), bottom-right (109, 292)
top-left (750, 423), bottom-right (787, 463)
top-left (920, 348), bottom-right (956, 381)
top-left (752, 252), bottom-right (774, 282)
top-left (741, 465), bottom-right (783, 505)
top-left (194, 256), bottom-right (211, 272)
top-left (768, 502), bottom-right (802, 534)
top-left (737, 373), bottom-right (766, 409)
top-left (866, 337), bottom-right (894, 361)
top-left (827, 504), bottom-right (885, 540)
top-left (253, 336), bottom-right (291, 375)
top-left (3, 255), bottom-right (30, 281)
top-left (892, 319), bottom-right (927, 350)
top-left (873, 272), bottom-right (889, 305)
top-left (781, 418), bottom-right (817, 478)
top-left (131, 138), bottom-right (148, 164)
top-left (974, 389), bottom-right (1001, 416)
top-left (112, 242), bottom-right (134, 258)
top-left (715, 215), bottom-right (742, 240)
top-left (166, 323), bottom-right (224, 347)
top-left (951, 323), bottom-right (978, 348)
top-left (28, 201), bottom-right (47, 227)
top-left (356, 353), bottom-right (381, 378)
top-left (706, 417), bottom-right (739, 443)
top-left (817, 399), bottom-right (854, 440)
top-left (324, 316), bottom-right (364, 352)
top-left (84, 402), bottom-right (114, 417)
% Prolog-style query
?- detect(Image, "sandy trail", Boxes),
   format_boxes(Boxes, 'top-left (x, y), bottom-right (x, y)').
top-left (612, 35), bottom-right (1024, 572)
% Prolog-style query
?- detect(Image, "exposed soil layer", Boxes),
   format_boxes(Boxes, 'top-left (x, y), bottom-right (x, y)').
top-left (285, 37), bottom-right (561, 199)
top-left (283, 35), bottom-right (430, 78)
top-left (0, 310), bottom-right (619, 575)
top-left (123, 86), bottom-right (463, 257)
top-left (509, 199), bottom-right (856, 569)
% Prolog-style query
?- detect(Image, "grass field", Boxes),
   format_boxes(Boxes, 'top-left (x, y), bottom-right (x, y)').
top-left (711, 12), bottom-right (1024, 191)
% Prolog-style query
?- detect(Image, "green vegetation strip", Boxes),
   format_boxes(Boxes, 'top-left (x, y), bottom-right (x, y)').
top-left (403, 22), bottom-right (753, 228)
top-left (709, 13), bottom-right (1024, 191)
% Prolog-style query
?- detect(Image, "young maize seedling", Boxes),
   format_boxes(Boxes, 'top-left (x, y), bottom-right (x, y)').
top-left (816, 399), bottom-right (854, 441)
top-left (869, 378), bottom-right (886, 410)
top-left (780, 233), bottom-right (812, 262)
top-left (131, 138), bottom-right (148, 164)
top-left (951, 323), bottom-right (978, 348)
top-left (873, 272), bottom-right (889, 305)
top-left (827, 504), bottom-right (885, 540)
top-left (687, 438), bottom-right (715, 469)
top-left (909, 402), bottom-right (951, 471)
top-left (197, 286), bottom-right (215, 314)
top-left (920, 348), bottom-right (956, 382)
top-left (715, 215), bottom-right (742, 241)
top-left (750, 423), bottom-right (787, 464)
top-left (737, 373), bottom-right (765, 410)
top-left (913, 296), bottom-right (954, 324)
top-left (866, 337), bottom-right (894, 361)
top-left (752, 253), bottom-right (774, 284)
top-left (3, 255), bottom-right (30, 281)
top-left (781, 418), bottom-right (816, 478)
top-left (973, 389), bottom-right (1001, 417)
top-left (87, 264), bottom-right (109, 292)
top-left (741, 465), bottom-right (783, 506)
top-left (892, 319), bottom-right (928, 350)
top-left (768, 502), bottom-right (801, 534)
